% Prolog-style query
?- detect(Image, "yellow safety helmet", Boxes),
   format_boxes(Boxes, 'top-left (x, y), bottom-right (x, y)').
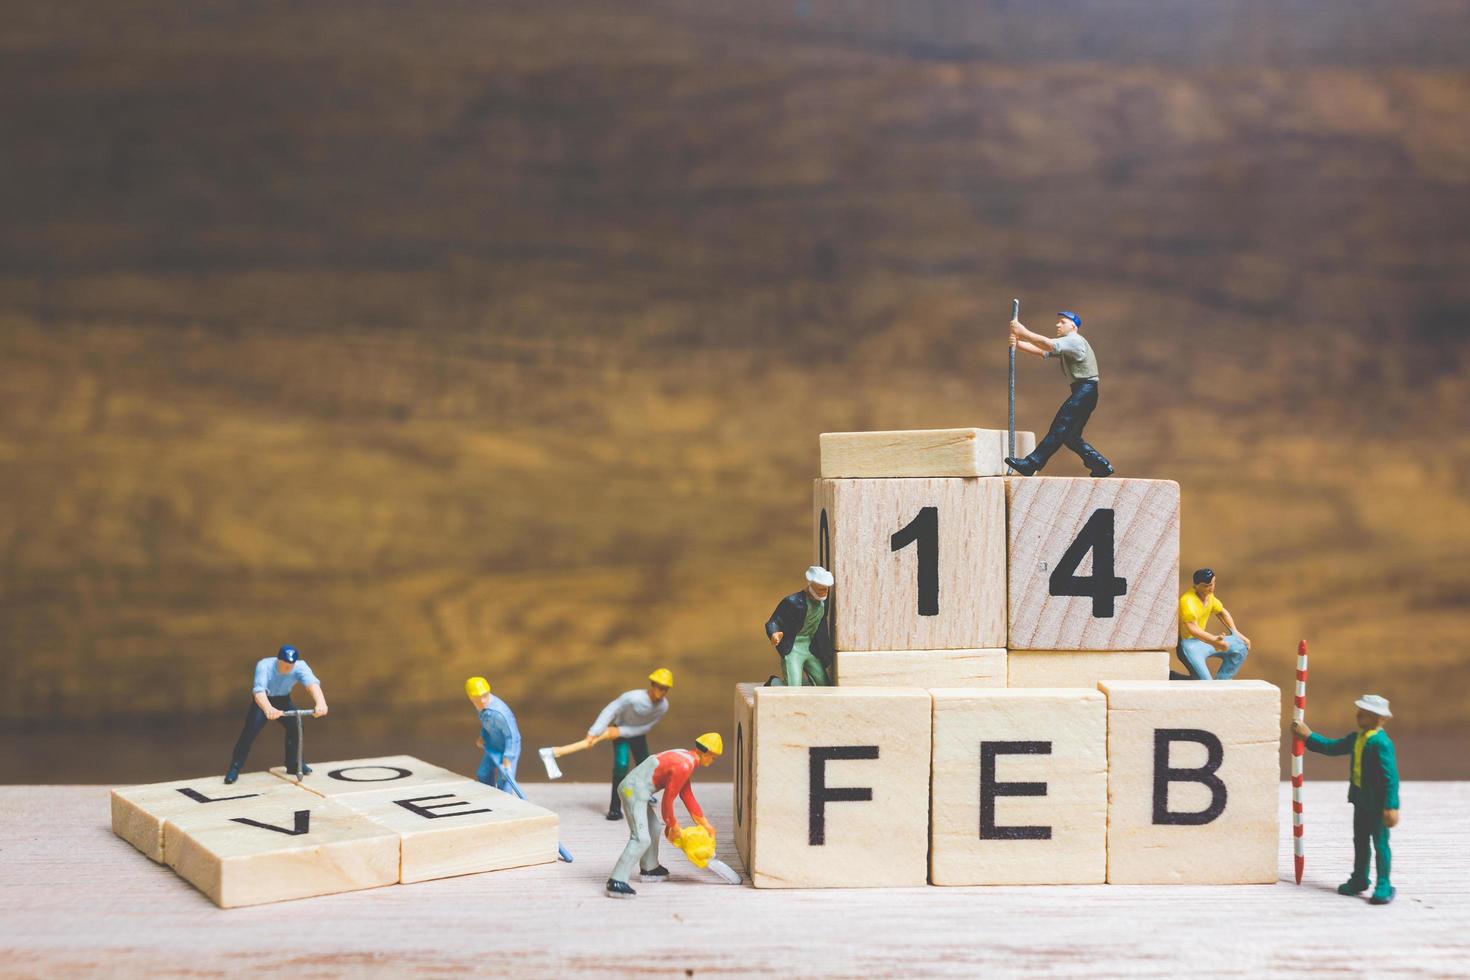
top-left (648, 668), bottom-right (674, 689)
top-left (694, 732), bottom-right (723, 756)
top-left (464, 676), bottom-right (491, 699)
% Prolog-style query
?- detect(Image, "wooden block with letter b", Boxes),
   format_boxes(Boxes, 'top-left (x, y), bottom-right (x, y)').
top-left (930, 689), bottom-right (1107, 885)
top-left (1101, 680), bottom-right (1280, 884)
top-left (746, 687), bottom-right (931, 888)
top-left (815, 477), bottom-right (1006, 651)
top-left (820, 428), bottom-right (1036, 478)
top-left (112, 772), bottom-right (308, 863)
top-left (1007, 477), bottom-right (1180, 651)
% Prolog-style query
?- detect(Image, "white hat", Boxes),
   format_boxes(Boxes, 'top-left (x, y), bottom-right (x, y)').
top-left (805, 565), bottom-right (834, 587)
top-left (1354, 694), bottom-right (1392, 718)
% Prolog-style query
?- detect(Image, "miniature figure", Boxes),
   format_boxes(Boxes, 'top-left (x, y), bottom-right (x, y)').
top-left (605, 733), bottom-right (722, 899)
top-left (1175, 568), bottom-right (1251, 680)
top-left (1004, 311), bottom-right (1113, 477)
top-left (1292, 695), bottom-right (1400, 905)
top-left (224, 645), bottom-right (328, 784)
top-left (764, 566), bottom-right (834, 687)
top-left (464, 676), bottom-right (521, 790)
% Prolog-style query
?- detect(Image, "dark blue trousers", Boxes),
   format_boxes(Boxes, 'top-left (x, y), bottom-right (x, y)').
top-left (1024, 379), bottom-right (1110, 474)
top-left (228, 694), bottom-right (300, 772)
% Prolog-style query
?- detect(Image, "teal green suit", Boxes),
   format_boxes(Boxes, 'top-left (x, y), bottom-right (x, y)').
top-left (1305, 729), bottom-right (1399, 894)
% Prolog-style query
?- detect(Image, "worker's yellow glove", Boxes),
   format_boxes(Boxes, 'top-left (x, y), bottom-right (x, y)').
top-left (674, 826), bottom-right (716, 869)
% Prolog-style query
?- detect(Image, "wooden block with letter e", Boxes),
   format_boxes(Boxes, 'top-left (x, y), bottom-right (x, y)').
top-left (820, 428), bottom-right (1036, 478)
top-left (930, 689), bottom-right (1107, 885)
top-left (1007, 650), bottom-right (1168, 689)
top-left (815, 477), bottom-right (1006, 651)
top-left (336, 779), bottom-right (558, 883)
top-left (747, 687), bottom-right (931, 888)
top-left (272, 755), bottom-right (467, 799)
top-left (112, 772), bottom-right (308, 863)
top-left (1007, 477), bottom-right (1179, 650)
top-left (1101, 680), bottom-right (1280, 884)
top-left (837, 648), bottom-right (1006, 689)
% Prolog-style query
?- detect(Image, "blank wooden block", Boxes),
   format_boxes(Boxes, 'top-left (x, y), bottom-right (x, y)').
top-left (163, 793), bottom-right (400, 907)
top-left (336, 779), bottom-right (558, 883)
top-left (272, 755), bottom-right (468, 799)
top-left (732, 683), bottom-right (757, 876)
top-left (815, 477), bottom-right (1006, 651)
top-left (1007, 477), bottom-right (1179, 651)
top-left (931, 689), bottom-right (1107, 885)
top-left (1101, 680), bottom-right (1280, 884)
top-left (837, 649), bottom-right (1005, 688)
top-left (111, 773), bottom-right (308, 863)
top-left (1007, 650), bottom-right (1168, 689)
top-left (820, 428), bottom-right (1036, 478)
top-left (748, 687), bottom-right (931, 888)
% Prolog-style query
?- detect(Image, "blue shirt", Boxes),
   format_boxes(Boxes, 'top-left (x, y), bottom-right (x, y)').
top-left (252, 657), bottom-right (321, 697)
top-left (479, 696), bottom-right (522, 769)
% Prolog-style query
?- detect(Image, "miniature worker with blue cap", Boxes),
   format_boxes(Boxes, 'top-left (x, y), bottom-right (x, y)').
top-left (1005, 310), bottom-right (1114, 477)
top-left (1293, 695), bottom-right (1401, 905)
top-left (224, 645), bottom-right (328, 784)
top-left (765, 565), bottom-right (835, 687)
top-left (464, 676), bottom-right (522, 790)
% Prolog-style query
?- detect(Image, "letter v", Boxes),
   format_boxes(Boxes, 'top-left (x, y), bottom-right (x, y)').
top-left (230, 810), bottom-right (311, 835)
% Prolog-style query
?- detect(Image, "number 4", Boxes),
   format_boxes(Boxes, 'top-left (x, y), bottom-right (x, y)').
top-left (1048, 508), bottom-right (1128, 618)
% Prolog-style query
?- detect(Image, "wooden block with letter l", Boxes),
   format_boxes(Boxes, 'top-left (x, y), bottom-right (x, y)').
top-left (1007, 477), bottom-right (1179, 651)
top-left (272, 755), bottom-right (468, 799)
top-left (1100, 680), bottom-right (1280, 884)
top-left (1007, 650), bottom-right (1168, 689)
top-left (815, 477), bottom-right (1006, 652)
top-left (820, 428), bottom-right (1036, 478)
top-left (837, 648), bottom-right (1006, 689)
top-left (112, 772), bottom-right (309, 863)
top-left (335, 779), bottom-right (559, 883)
top-left (930, 689), bottom-right (1107, 885)
top-left (746, 687), bottom-right (931, 888)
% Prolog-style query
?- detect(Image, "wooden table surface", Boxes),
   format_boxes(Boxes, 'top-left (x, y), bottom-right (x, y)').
top-left (1, 782), bottom-right (1466, 977)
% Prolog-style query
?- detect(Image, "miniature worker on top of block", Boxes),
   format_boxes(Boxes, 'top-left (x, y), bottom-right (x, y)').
top-left (1175, 568), bottom-right (1251, 680)
top-left (1005, 311), bottom-right (1113, 477)
top-left (765, 565), bottom-right (834, 687)
top-left (224, 645), bottom-right (327, 784)
top-left (606, 733), bottom-right (722, 899)
top-left (1293, 695), bottom-right (1401, 905)
top-left (464, 676), bottom-right (521, 790)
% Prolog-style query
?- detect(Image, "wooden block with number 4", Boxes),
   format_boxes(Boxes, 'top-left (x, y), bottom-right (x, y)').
top-left (1007, 477), bottom-right (1179, 651)
top-left (815, 478), bottom-right (1006, 652)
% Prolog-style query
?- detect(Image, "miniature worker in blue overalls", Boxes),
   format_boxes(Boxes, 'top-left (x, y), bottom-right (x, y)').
top-left (465, 676), bottom-right (521, 790)
top-left (224, 645), bottom-right (328, 784)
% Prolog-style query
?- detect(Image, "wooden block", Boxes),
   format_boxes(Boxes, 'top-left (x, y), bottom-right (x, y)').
top-left (837, 648), bottom-right (1006, 688)
top-left (162, 793), bottom-right (400, 907)
top-left (815, 477), bottom-right (1006, 651)
top-left (111, 773), bottom-right (308, 863)
top-left (930, 689), bottom-right (1107, 885)
top-left (335, 779), bottom-right (558, 883)
top-left (1006, 477), bottom-right (1179, 650)
top-left (1100, 680), bottom-right (1280, 884)
top-left (748, 687), bottom-right (931, 888)
top-left (732, 683), bottom-right (757, 875)
top-left (1007, 650), bottom-right (1168, 688)
top-left (271, 755), bottom-right (468, 798)
top-left (820, 428), bottom-right (1036, 478)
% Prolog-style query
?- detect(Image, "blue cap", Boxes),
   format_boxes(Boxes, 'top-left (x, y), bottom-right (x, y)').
top-left (1058, 311), bottom-right (1082, 330)
top-left (277, 645), bottom-right (300, 663)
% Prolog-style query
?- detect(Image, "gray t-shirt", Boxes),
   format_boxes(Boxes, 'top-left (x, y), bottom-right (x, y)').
top-left (1044, 332), bottom-right (1099, 382)
top-left (590, 689), bottom-right (670, 738)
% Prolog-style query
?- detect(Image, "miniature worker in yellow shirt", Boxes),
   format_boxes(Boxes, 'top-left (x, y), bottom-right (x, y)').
top-left (1176, 568), bottom-right (1251, 680)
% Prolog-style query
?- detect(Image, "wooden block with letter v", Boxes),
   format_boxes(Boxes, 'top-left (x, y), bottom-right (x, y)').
top-left (1007, 477), bottom-right (1179, 651)
top-left (272, 755), bottom-right (467, 799)
top-left (1007, 649), bottom-right (1168, 689)
top-left (815, 477), bottom-right (1006, 651)
top-left (746, 687), bottom-right (931, 888)
top-left (930, 689), bottom-right (1107, 885)
top-left (112, 772), bottom-right (308, 863)
top-left (837, 648), bottom-right (1006, 689)
top-left (336, 779), bottom-right (559, 883)
top-left (1101, 680), bottom-right (1280, 884)
top-left (820, 428), bottom-right (1036, 478)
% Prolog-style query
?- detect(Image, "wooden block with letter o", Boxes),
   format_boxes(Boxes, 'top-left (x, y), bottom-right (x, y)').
top-left (747, 687), bottom-right (931, 888)
top-left (837, 648), bottom-right (1006, 689)
top-left (112, 772), bottom-right (308, 863)
top-left (1101, 680), bottom-right (1280, 884)
top-left (930, 689), bottom-right (1107, 885)
top-left (1007, 650), bottom-right (1168, 689)
top-left (820, 428), bottom-right (1036, 478)
top-left (815, 477), bottom-right (1006, 651)
top-left (272, 755), bottom-right (468, 799)
top-left (733, 683), bottom-right (757, 875)
top-left (1007, 477), bottom-right (1179, 651)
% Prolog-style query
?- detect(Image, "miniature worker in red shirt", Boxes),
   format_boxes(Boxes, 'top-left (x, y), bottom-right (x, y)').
top-left (605, 733), bottom-right (722, 898)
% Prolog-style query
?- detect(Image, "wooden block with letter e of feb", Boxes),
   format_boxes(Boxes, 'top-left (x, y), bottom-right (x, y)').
top-left (743, 687), bottom-right (931, 888)
top-left (271, 755), bottom-right (467, 799)
top-left (930, 689), bottom-right (1107, 885)
top-left (820, 428), bottom-right (1036, 479)
top-left (1007, 477), bottom-right (1179, 651)
top-left (112, 772), bottom-right (308, 863)
top-left (815, 477), bottom-right (1006, 651)
top-left (836, 648), bottom-right (1006, 689)
top-left (1101, 680), bottom-right (1280, 884)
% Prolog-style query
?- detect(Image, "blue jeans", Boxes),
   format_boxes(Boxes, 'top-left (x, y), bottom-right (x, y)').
top-left (1176, 635), bottom-right (1248, 680)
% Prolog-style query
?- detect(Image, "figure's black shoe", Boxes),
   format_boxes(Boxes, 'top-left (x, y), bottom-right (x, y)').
top-left (223, 767), bottom-right (240, 785)
top-left (1337, 877), bottom-right (1369, 895)
top-left (1089, 461), bottom-right (1115, 478)
top-left (605, 878), bottom-right (636, 899)
top-left (605, 806), bottom-right (623, 821)
top-left (1005, 457), bottom-right (1038, 476)
top-left (285, 764), bottom-right (313, 776)
top-left (639, 865), bottom-right (671, 883)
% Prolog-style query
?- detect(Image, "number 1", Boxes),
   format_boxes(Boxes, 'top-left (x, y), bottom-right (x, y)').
top-left (891, 506), bottom-right (939, 616)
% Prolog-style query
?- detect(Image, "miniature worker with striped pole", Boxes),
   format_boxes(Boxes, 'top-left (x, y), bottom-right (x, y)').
top-left (464, 676), bottom-right (521, 791)
top-left (605, 733), bottom-right (722, 899)
top-left (1291, 640), bottom-right (1308, 884)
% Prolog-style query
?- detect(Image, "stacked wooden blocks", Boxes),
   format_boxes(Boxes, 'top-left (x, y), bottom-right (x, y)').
top-left (112, 755), bottom-right (559, 907)
top-left (735, 428), bottom-right (1280, 887)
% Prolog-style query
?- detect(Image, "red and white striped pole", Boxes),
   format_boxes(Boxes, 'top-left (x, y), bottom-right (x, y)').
top-left (1292, 639), bottom-right (1308, 884)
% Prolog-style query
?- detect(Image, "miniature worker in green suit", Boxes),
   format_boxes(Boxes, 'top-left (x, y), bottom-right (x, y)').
top-left (1293, 694), bottom-right (1400, 905)
top-left (764, 566), bottom-right (834, 687)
